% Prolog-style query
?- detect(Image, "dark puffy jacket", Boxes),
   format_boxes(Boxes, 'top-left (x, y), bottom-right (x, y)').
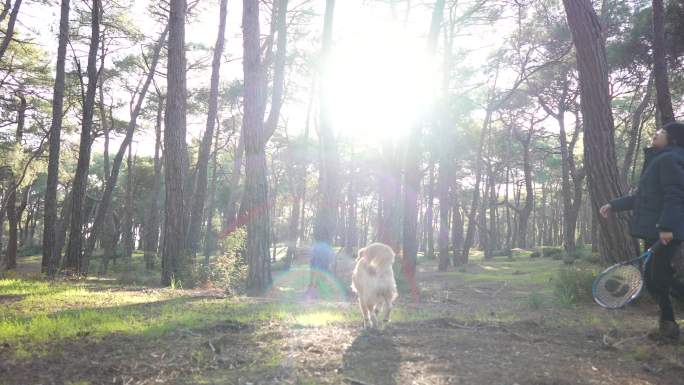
top-left (610, 146), bottom-right (684, 240)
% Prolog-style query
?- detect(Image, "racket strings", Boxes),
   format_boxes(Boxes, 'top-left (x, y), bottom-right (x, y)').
top-left (594, 264), bottom-right (644, 308)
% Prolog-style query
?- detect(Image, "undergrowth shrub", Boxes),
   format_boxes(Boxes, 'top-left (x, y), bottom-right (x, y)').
top-left (199, 227), bottom-right (247, 295)
top-left (528, 290), bottom-right (544, 310)
top-left (554, 267), bottom-right (596, 305)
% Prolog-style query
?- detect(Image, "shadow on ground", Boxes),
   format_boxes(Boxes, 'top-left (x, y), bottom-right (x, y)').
top-left (342, 329), bottom-right (401, 385)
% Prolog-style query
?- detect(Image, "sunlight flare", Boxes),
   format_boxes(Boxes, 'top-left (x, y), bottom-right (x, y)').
top-left (324, 22), bottom-right (440, 144)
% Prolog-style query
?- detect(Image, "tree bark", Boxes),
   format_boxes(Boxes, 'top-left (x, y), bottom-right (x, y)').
top-left (64, 0), bottom-right (101, 274)
top-left (242, 0), bottom-right (272, 294)
top-left (83, 26), bottom-right (168, 273)
top-left (460, 107), bottom-right (493, 265)
top-left (161, 0), bottom-right (189, 286)
top-left (451, 189), bottom-right (463, 263)
top-left (378, 144), bottom-right (401, 250)
top-left (425, 159), bottom-right (435, 258)
top-left (284, 94), bottom-right (312, 269)
top-left (562, 0), bottom-right (638, 262)
top-left (5, 184), bottom-right (18, 270)
top-left (4, 94), bottom-right (26, 270)
top-left (345, 151), bottom-right (358, 255)
top-left (519, 131), bottom-right (534, 249)
top-left (437, 160), bottom-right (451, 270)
top-left (122, 144), bottom-right (134, 259)
top-left (263, 0), bottom-right (289, 143)
top-left (145, 93), bottom-right (164, 269)
top-left (224, 133), bottom-right (244, 231)
top-left (652, 0), bottom-right (674, 125)
top-left (187, 0), bottom-right (228, 254)
top-left (484, 158), bottom-right (496, 258)
top-left (42, 0), bottom-right (70, 276)
top-left (621, 74), bottom-right (653, 182)
top-left (203, 118), bottom-right (220, 263)
top-left (0, 0), bottom-right (22, 62)
top-left (406, 0), bottom-right (443, 274)
top-left (311, 0), bottom-right (338, 268)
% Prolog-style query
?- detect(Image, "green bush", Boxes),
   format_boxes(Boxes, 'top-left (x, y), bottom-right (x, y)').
top-left (553, 267), bottom-right (596, 305)
top-left (19, 244), bottom-right (42, 257)
top-left (528, 291), bottom-right (544, 310)
top-left (492, 249), bottom-right (513, 258)
top-left (582, 253), bottom-right (601, 264)
top-left (199, 227), bottom-right (247, 295)
top-left (534, 246), bottom-right (564, 259)
top-left (393, 260), bottom-right (409, 293)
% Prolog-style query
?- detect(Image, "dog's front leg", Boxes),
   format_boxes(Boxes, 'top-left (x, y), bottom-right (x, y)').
top-left (380, 299), bottom-right (393, 326)
top-left (368, 304), bottom-right (379, 328)
top-left (358, 298), bottom-right (371, 329)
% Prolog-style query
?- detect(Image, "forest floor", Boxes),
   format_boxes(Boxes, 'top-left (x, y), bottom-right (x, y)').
top-left (2, 250), bottom-right (684, 385)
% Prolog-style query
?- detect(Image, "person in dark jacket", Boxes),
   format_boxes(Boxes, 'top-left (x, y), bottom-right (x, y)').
top-left (601, 121), bottom-right (684, 341)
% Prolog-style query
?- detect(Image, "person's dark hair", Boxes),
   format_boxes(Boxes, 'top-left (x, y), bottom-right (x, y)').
top-left (663, 121), bottom-right (684, 147)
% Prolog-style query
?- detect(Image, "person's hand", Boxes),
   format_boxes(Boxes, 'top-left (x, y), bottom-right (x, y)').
top-left (660, 231), bottom-right (674, 245)
top-left (599, 203), bottom-right (612, 219)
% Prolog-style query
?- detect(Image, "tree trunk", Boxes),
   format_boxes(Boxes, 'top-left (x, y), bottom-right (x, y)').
top-left (284, 95), bottom-right (311, 269)
top-left (562, 0), bottom-right (639, 262)
top-left (242, 0), bottom-right (272, 294)
top-left (378, 144), bottom-right (401, 250)
top-left (263, 0), bottom-right (289, 143)
top-left (204, 119), bottom-right (220, 264)
top-left (652, 0), bottom-right (674, 125)
top-left (514, 128), bottom-right (534, 249)
top-left (83, 26), bottom-right (168, 273)
top-left (560, 139), bottom-right (575, 251)
top-left (145, 93), bottom-right (164, 269)
top-left (311, 0), bottom-right (338, 272)
top-left (412, 0), bottom-right (444, 273)
top-left (621, 73), bottom-right (653, 181)
top-left (122, 144), bottom-right (134, 259)
top-left (161, 0), bottom-right (189, 286)
top-left (64, 0), bottom-right (100, 274)
top-left (402, 133), bottom-right (421, 277)
top-left (55, 187), bottom-right (72, 270)
top-left (224, 134), bottom-right (244, 231)
top-left (345, 151), bottom-right (358, 255)
top-left (504, 158), bottom-right (512, 249)
top-left (27, 200), bottom-right (37, 248)
top-left (0, 0), bottom-right (21, 62)
top-left (285, 191), bottom-right (301, 269)
top-left (5, 184), bottom-right (18, 270)
top-left (425, 159), bottom-right (435, 258)
top-left (4, 94), bottom-right (26, 270)
top-left (187, 0), bottom-right (228, 254)
top-left (437, 161), bottom-right (451, 270)
top-left (362, 203), bottom-right (370, 246)
top-left (42, 0), bottom-right (70, 276)
top-left (461, 92), bottom-right (496, 265)
top-left (483, 161), bottom-right (496, 259)
top-left (451, 190), bottom-right (463, 264)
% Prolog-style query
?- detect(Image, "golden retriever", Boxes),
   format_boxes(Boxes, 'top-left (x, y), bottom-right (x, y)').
top-left (351, 242), bottom-right (398, 329)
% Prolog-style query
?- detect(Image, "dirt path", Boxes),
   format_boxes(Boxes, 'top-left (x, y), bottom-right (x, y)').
top-left (3, 256), bottom-right (684, 385)
top-left (202, 259), bottom-right (684, 385)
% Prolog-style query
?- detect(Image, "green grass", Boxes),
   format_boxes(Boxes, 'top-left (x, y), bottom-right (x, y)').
top-left (447, 259), bottom-right (559, 286)
top-left (553, 266), bottom-right (597, 306)
top-left (1, 246), bottom-right (609, 364)
top-left (0, 270), bottom-right (435, 358)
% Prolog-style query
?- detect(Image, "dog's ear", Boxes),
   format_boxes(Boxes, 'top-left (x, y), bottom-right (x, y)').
top-left (357, 247), bottom-right (366, 261)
